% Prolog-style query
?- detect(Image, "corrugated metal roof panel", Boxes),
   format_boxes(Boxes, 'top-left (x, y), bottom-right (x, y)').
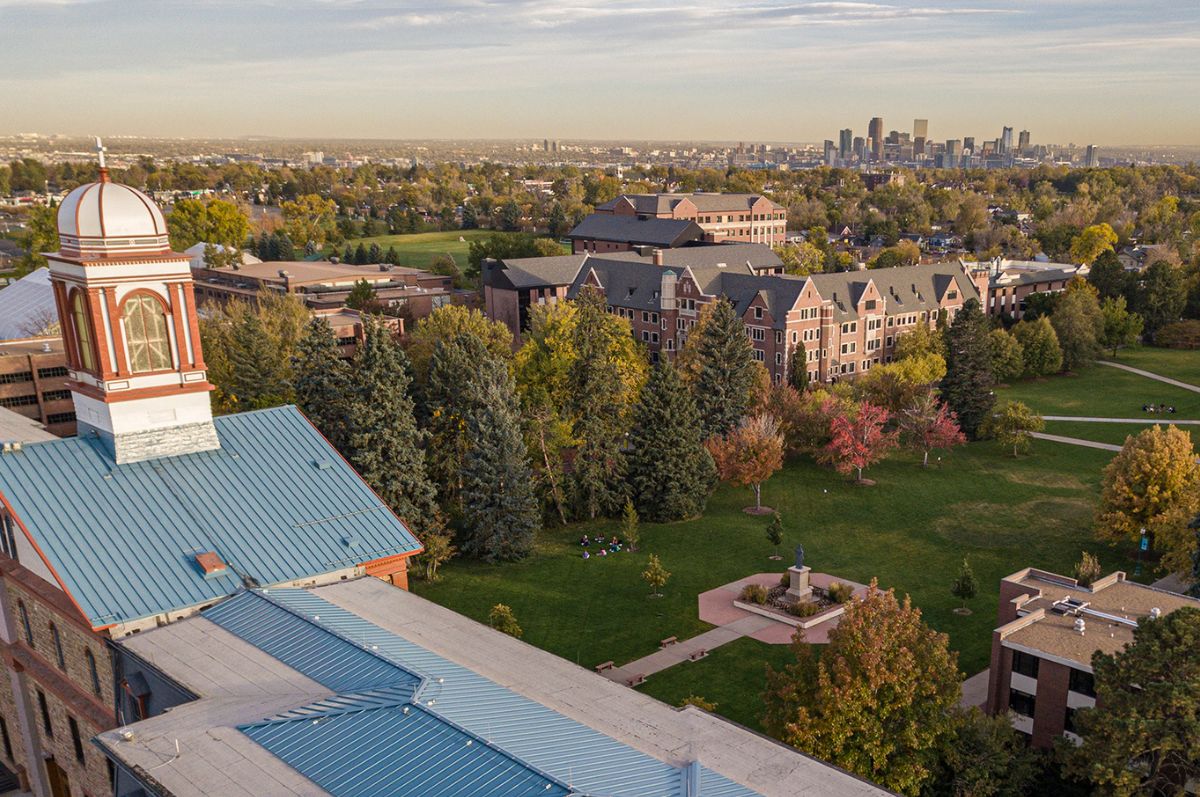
top-left (0, 406), bottom-right (420, 626)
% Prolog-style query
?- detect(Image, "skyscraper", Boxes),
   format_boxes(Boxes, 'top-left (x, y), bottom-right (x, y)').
top-left (823, 139), bottom-right (837, 166)
top-left (852, 136), bottom-right (866, 162)
top-left (839, 128), bottom-right (853, 159)
top-left (944, 139), bottom-right (962, 169)
top-left (1000, 126), bottom-right (1014, 155)
top-left (1018, 130), bottom-right (1030, 153)
top-left (913, 119), bottom-right (928, 140)
top-left (963, 137), bottom-right (976, 153)
top-left (1085, 145), bottom-right (1099, 167)
top-left (868, 117), bottom-right (884, 160)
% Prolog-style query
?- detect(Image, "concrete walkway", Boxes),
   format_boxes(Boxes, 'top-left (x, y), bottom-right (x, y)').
top-left (601, 614), bottom-right (777, 686)
top-left (1030, 432), bottom-right (1122, 452)
top-left (1043, 415), bottom-right (1200, 425)
top-left (959, 669), bottom-right (989, 710)
top-left (1099, 360), bottom-right (1200, 393)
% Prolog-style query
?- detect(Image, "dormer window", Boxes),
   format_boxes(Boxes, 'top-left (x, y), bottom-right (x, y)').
top-left (123, 294), bottom-right (172, 373)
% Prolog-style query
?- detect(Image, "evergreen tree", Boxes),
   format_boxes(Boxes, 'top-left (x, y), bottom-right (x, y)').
top-left (341, 244), bottom-right (353, 263)
top-left (273, 231), bottom-right (295, 261)
top-left (1087, 249), bottom-right (1130, 301)
top-left (385, 245), bottom-right (400, 265)
top-left (547, 203), bottom-right (568, 238)
top-left (343, 321), bottom-right (439, 536)
top-left (367, 243), bottom-right (383, 264)
top-left (461, 203), bottom-right (478, 230)
top-left (345, 279), bottom-right (378, 312)
top-left (940, 299), bottom-right (995, 439)
top-left (426, 334), bottom-right (491, 511)
top-left (569, 287), bottom-right (633, 519)
top-left (353, 242), bottom-right (368, 265)
top-left (951, 559), bottom-right (978, 610)
top-left (626, 363), bottom-right (716, 522)
top-left (256, 232), bottom-right (271, 261)
top-left (292, 316), bottom-right (350, 449)
top-left (787, 345), bottom-right (809, 392)
top-left (459, 359), bottom-right (540, 562)
top-left (692, 297), bottom-right (757, 439)
top-left (228, 312), bottom-right (290, 409)
top-left (1136, 260), bottom-right (1187, 339)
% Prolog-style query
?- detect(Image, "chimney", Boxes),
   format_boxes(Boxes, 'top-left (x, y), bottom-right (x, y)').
top-left (652, 248), bottom-right (664, 266)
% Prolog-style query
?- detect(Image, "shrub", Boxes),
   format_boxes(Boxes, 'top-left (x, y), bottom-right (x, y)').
top-left (780, 571), bottom-right (791, 587)
top-left (739, 583), bottom-right (768, 605)
top-left (679, 694), bottom-right (717, 712)
top-left (786, 600), bottom-right (822, 618)
top-left (488, 603), bottom-right (523, 639)
top-left (1154, 319), bottom-right (1200, 349)
top-left (1073, 551), bottom-right (1103, 587)
top-left (827, 581), bottom-right (854, 604)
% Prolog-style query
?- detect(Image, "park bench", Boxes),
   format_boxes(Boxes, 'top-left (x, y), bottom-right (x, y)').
top-left (660, 636), bottom-right (678, 649)
top-left (595, 661), bottom-right (614, 673)
top-left (626, 674), bottom-right (646, 687)
top-left (689, 649), bottom-right (708, 662)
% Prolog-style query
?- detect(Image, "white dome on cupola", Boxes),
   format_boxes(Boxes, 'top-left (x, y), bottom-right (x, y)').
top-left (56, 149), bottom-right (171, 259)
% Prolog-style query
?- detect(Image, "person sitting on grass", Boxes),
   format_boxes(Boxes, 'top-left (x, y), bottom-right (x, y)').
top-left (580, 535), bottom-right (590, 547)
top-left (598, 548), bottom-right (607, 557)
top-left (582, 550), bottom-right (590, 560)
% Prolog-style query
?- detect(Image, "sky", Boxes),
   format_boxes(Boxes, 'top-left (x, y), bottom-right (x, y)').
top-left (1, 0), bottom-right (1198, 145)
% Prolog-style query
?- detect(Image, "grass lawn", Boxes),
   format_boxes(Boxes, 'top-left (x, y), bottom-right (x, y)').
top-left (996, 362), bottom-right (1200, 419)
top-left (1105, 345), bottom-right (1200, 386)
top-left (1042, 420), bottom-right (1200, 448)
top-left (342, 229), bottom-right (567, 271)
top-left (415, 437), bottom-right (1130, 732)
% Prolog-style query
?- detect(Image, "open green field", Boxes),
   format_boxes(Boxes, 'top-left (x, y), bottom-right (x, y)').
top-left (1106, 346), bottom-right (1200, 385)
top-left (415, 438), bottom-right (1126, 730)
top-left (1043, 420), bottom-right (1200, 448)
top-left (343, 229), bottom-right (567, 271)
top-left (996, 361), bottom-right (1200, 419)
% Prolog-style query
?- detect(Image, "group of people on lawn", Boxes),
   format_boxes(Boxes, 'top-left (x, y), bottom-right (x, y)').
top-left (580, 535), bottom-right (624, 559)
top-left (1142, 403), bottom-right (1178, 414)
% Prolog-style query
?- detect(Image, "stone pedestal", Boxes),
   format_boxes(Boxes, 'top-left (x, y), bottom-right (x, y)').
top-left (786, 566), bottom-right (813, 603)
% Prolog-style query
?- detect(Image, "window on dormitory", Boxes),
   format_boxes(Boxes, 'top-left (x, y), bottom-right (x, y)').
top-left (1009, 689), bottom-right (1036, 718)
top-left (1012, 650), bottom-right (1040, 679)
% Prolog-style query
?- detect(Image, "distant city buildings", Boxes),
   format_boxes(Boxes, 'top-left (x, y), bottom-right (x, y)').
top-left (868, 117), bottom-right (884, 161)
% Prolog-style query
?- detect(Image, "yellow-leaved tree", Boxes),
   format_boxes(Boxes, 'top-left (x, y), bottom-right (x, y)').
top-left (1095, 425), bottom-right (1200, 573)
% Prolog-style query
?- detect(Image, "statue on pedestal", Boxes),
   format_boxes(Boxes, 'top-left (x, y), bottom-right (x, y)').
top-left (794, 544), bottom-right (805, 570)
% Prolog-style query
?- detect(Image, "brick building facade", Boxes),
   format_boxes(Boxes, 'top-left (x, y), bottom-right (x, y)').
top-left (0, 339), bottom-right (75, 438)
top-left (985, 567), bottom-right (1199, 748)
top-left (485, 247), bottom-right (985, 385)
top-left (595, 193), bottom-right (787, 246)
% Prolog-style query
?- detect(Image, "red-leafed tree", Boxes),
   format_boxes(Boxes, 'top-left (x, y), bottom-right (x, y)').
top-left (899, 393), bottom-right (967, 467)
top-left (706, 414), bottom-right (785, 513)
top-left (822, 402), bottom-right (899, 484)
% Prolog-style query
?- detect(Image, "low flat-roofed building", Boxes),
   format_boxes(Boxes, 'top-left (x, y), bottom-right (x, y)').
top-left (985, 567), bottom-right (1199, 748)
top-left (0, 337), bottom-right (74, 437)
top-left (965, 257), bottom-right (1084, 320)
top-left (192, 259), bottom-right (468, 323)
top-left (99, 578), bottom-right (892, 797)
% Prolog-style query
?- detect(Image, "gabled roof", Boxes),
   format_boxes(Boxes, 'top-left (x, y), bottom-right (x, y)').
top-left (597, 193), bottom-right (783, 215)
top-left (98, 580), bottom-right (891, 797)
top-left (0, 267), bottom-right (56, 339)
top-left (567, 214), bottom-right (704, 247)
top-left (809, 262), bottom-right (981, 322)
top-left (0, 406), bottom-right (421, 627)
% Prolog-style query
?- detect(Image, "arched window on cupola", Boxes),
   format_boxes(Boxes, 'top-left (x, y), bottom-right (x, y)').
top-left (122, 293), bottom-right (173, 373)
top-left (70, 290), bottom-right (97, 373)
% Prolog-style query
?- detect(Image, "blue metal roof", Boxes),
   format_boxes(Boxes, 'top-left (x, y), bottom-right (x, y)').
top-left (0, 406), bottom-right (421, 626)
top-left (207, 589), bottom-right (762, 797)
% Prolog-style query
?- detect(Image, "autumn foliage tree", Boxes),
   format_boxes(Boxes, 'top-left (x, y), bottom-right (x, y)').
top-left (822, 402), bottom-right (899, 483)
top-left (898, 393), bottom-right (966, 467)
top-left (706, 414), bottom-right (785, 513)
top-left (1095, 425), bottom-right (1200, 573)
top-left (763, 583), bottom-right (962, 796)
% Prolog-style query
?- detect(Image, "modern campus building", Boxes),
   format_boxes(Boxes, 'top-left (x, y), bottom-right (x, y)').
top-left (0, 164), bottom-right (423, 797)
top-left (985, 567), bottom-right (1199, 748)
top-left (595, 193), bottom-right (788, 246)
top-left (98, 578), bottom-right (890, 797)
top-left (966, 257), bottom-right (1085, 320)
top-left (0, 337), bottom-right (74, 438)
top-left (485, 246), bottom-right (986, 385)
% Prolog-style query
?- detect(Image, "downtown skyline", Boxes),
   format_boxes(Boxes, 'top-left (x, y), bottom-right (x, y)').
top-left (1, 0), bottom-right (1198, 145)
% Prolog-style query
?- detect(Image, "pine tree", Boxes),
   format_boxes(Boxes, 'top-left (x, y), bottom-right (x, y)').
top-left (461, 203), bottom-right (478, 230)
top-left (292, 316), bottom-right (350, 449)
top-left (951, 559), bottom-right (978, 610)
top-left (459, 359), bottom-right (540, 562)
top-left (367, 243), bottom-right (383, 264)
top-left (341, 245), bottom-right (353, 264)
top-left (228, 311), bottom-right (290, 409)
top-left (273, 231), bottom-right (295, 261)
top-left (569, 287), bottom-right (631, 519)
top-left (426, 334), bottom-right (491, 512)
top-left (692, 297), bottom-right (757, 439)
top-left (940, 298), bottom-right (995, 439)
top-left (626, 363), bottom-right (716, 522)
top-left (385, 245), bottom-right (400, 265)
top-left (343, 320), bottom-right (439, 536)
top-left (353, 242), bottom-right (368, 265)
top-left (787, 345), bottom-right (809, 392)
top-left (766, 512), bottom-right (784, 559)
top-left (256, 232), bottom-right (271, 262)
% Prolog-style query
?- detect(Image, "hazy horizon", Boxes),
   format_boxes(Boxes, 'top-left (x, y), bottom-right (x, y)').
top-left (2, 0), bottom-right (1198, 146)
